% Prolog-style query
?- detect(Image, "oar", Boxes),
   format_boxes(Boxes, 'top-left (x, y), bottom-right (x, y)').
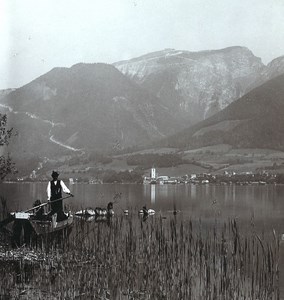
top-left (25, 194), bottom-right (74, 213)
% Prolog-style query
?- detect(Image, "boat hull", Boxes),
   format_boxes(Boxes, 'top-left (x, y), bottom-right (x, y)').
top-left (10, 212), bottom-right (74, 247)
top-left (29, 214), bottom-right (74, 236)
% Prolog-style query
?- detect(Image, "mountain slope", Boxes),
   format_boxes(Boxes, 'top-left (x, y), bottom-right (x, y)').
top-left (0, 63), bottom-right (181, 159)
top-left (264, 56), bottom-right (284, 79)
top-left (248, 56), bottom-right (284, 90)
top-left (0, 88), bottom-right (15, 100)
top-left (114, 46), bottom-right (264, 125)
top-left (162, 74), bottom-right (284, 151)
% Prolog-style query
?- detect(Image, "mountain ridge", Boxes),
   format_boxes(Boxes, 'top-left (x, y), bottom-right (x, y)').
top-left (114, 46), bottom-right (265, 124)
top-left (1, 63), bottom-right (182, 160)
top-left (161, 74), bottom-right (284, 151)
top-left (1, 46), bottom-right (284, 175)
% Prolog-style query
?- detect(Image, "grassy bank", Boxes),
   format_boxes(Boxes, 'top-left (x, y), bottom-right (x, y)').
top-left (0, 216), bottom-right (280, 299)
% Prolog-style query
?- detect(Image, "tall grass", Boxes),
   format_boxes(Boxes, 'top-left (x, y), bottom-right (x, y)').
top-left (0, 196), bottom-right (9, 220)
top-left (0, 215), bottom-right (280, 299)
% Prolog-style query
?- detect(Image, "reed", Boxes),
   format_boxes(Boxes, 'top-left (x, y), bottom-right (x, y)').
top-left (0, 215), bottom-right (280, 299)
top-left (0, 196), bottom-right (9, 220)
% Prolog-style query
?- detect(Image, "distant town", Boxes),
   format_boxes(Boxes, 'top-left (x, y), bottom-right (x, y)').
top-left (142, 168), bottom-right (282, 185)
top-left (5, 167), bottom-right (284, 185)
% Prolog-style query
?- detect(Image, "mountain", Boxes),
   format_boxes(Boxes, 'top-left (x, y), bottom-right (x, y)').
top-left (0, 88), bottom-right (15, 100)
top-left (248, 56), bottom-right (284, 90)
top-left (264, 56), bottom-right (284, 79)
top-left (1, 47), bottom-right (284, 176)
top-left (114, 46), bottom-right (264, 125)
top-left (0, 63), bottom-right (181, 161)
top-left (162, 74), bottom-right (284, 151)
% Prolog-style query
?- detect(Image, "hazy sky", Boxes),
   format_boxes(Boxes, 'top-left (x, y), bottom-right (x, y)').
top-left (1, 0), bottom-right (284, 89)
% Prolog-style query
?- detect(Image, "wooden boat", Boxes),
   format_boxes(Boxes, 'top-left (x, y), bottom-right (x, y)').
top-left (30, 214), bottom-right (73, 235)
top-left (10, 211), bottom-right (73, 236)
top-left (6, 211), bottom-right (74, 247)
top-left (0, 196), bottom-right (75, 247)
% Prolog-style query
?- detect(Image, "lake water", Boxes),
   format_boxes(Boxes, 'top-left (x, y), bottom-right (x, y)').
top-left (1, 182), bottom-right (284, 234)
top-left (2, 182), bottom-right (283, 298)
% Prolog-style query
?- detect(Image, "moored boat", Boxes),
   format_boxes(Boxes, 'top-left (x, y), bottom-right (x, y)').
top-left (29, 213), bottom-right (74, 235)
top-left (0, 195), bottom-right (75, 247)
top-left (6, 211), bottom-right (74, 247)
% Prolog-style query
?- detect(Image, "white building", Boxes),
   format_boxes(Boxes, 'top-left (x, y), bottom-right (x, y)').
top-left (151, 168), bottom-right (156, 179)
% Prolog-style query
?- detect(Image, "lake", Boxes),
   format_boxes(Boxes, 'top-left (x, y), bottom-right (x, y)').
top-left (1, 182), bottom-right (283, 298)
top-left (1, 182), bottom-right (284, 234)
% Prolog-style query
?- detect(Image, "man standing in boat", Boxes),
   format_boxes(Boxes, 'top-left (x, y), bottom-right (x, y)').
top-left (47, 171), bottom-right (73, 221)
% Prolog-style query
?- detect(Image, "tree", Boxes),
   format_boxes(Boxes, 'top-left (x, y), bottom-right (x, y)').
top-left (0, 114), bottom-right (16, 180)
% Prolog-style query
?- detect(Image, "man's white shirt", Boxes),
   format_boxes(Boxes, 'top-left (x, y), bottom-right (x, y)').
top-left (47, 180), bottom-right (70, 200)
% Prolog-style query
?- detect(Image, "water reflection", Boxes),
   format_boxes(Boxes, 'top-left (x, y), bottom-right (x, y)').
top-left (190, 184), bottom-right (196, 199)
top-left (1, 183), bottom-right (284, 233)
top-left (150, 184), bottom-right (155, 204)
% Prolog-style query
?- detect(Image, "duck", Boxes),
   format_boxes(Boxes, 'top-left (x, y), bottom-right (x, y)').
top-left (94, 202), bottom-right (114, 217)
top-left (75, 208), bottom-right (96, 217)
top-left (75, 202), bottom-right (114, 218)
top-left (139, 206), bottom-right (155, 216)
top-left (167, 209), bottom-right (181, 215)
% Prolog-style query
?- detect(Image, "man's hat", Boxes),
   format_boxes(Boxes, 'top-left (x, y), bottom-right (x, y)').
top-left (51, 171), bottom-right (59, 178)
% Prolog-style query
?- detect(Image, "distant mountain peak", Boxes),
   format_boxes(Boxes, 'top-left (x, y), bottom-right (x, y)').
top-left (114, 46), bottom-right (264, 123)
top-left (115, 46), bottom-right (259, 65)
top-left (1, 59), bottom-right (182, 164)
top-left (70, 62), bottom-right (114, 69)
top-left (266, 56), bottom-right (284, 74)
top-left (2, 46), bottom-right (284, 174)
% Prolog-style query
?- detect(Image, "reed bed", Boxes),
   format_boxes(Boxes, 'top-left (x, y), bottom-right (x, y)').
top-left (0, 215), bottom-right (280, 299)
